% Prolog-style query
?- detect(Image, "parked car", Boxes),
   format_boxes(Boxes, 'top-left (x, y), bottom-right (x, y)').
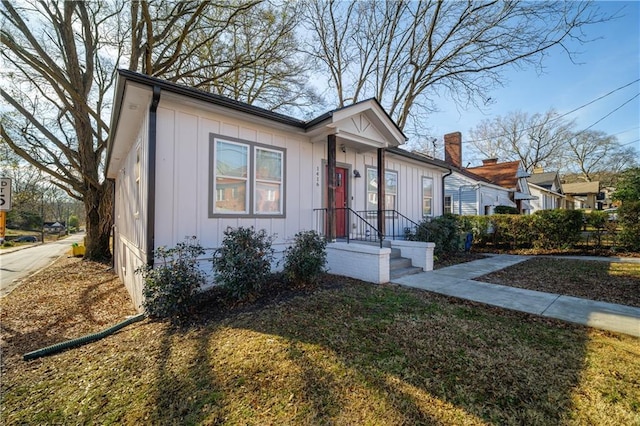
top-left (14, 235), bottom-right (38, 243)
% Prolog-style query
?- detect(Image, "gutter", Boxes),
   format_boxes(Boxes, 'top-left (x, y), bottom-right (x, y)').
top-left (146, 85), bottom-right (161, 267)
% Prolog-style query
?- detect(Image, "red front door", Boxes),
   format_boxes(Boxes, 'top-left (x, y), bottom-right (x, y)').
top-left (335, 167), bottom-right (348, 237)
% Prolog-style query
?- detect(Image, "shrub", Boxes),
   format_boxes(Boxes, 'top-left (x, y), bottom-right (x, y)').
top-left (458, 215), bottom-right (493, 246)
top-left (617, 201), bottom-right (640, 251)
top-left (586, 210), bottom-right (609, 247)
top-left (494, 205), bottom-right (519, 215)
top-left (212, 227), bottom-right (275, 300)
top-left (490, 214), bottom-right (536, 249)
top-left (283, 230), bottom-right (327, 286)
top-left (412, 214), bottom-right (462, 256)
top-left (3, 240), bottom-right (15, 248)
top-left (587, 211), bottom-right (608, 229)
top-left (532, 209), bottom-right (584, 249)
top-left (135, 237), bottom-right (205, 320)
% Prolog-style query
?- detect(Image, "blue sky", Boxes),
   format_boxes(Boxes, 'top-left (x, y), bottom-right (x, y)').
top-left (428, 1), bottom-right (640, 165)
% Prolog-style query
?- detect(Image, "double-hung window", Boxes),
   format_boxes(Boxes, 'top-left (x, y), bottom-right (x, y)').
top-left (366, 167), bottom-right (397, 212)
top-left (422, 177), bottom-right (433, 217)
top-left (444, 195), bottom-right (452, 214)
top-left (210, 136), bottom-right (285, 217)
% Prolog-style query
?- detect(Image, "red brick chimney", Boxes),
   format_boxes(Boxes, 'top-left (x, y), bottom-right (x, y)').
top-left (482, 158), bottom-right (498, 166)
top-left (444, 132), bottom-right (462, 168)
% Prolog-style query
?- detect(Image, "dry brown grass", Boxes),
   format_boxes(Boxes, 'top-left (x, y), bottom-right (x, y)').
top-left (477, 257), bottom-right (640, 307)
top-left (1, 256), bottom-right (639, 425)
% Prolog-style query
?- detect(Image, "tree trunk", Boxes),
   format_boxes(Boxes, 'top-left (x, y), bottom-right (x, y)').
top-left (83, 180), bottom-right (113, 262)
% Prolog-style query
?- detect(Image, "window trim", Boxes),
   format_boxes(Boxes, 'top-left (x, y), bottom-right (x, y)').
top-left (365, 166), bottom-right (398, 214)
top-left (444, 195), bottom-right (453, 214)
top-left (209, 134), bottom-right (286, 218)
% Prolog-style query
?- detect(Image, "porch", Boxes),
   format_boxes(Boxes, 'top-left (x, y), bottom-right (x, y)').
top-left (314, 207), bottom-right (434, 283)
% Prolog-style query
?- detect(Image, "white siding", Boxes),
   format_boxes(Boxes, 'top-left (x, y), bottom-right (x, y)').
top-left (113, 111), bottom-right (149, 310)
top-left (154, 98), bottom-right (314, 256)
top-left (445, 173), bottom-right (479, 215)
top-left (114, 93), bottom-right (448, 307)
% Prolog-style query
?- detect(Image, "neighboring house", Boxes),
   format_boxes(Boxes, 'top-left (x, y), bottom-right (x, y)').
top-left (106, 70), bottom-right (450, 309)
top-left (442, 134), bottom-right (515, 215)
top-left (527, 170), bottom-right (566, 212)
top-left (43, 221), bottom-right (65, 233)
top-left (442, 132), bottom-right (533, 214)
top-left (562, 181), bottom-right (602, 210)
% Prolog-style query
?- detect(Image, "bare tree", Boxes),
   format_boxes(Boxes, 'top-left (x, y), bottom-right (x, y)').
top-left (468, 110), bottom-right (573, 171)
top-left (1, 0), bottom-right (125, 260)
top-left (302, 0), bottom-right (607, 134)
top-left (127, 1), bottom-right (318, 115)
top-left (565, 130), bottom-right (639, 181)
top-left (1, 0), bottom-right (315, 260)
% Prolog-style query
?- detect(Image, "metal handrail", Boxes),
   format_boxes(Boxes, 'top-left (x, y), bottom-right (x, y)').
top-left (313, 207), bottom-right (383, 247)
top-left (357, 209), bottom-right (421, 240)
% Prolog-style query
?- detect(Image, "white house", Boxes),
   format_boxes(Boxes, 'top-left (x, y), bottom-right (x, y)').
top-left (444, 169), bottom-right (516, 215)
top-left (527, 170), bottom-right (565, 212)
top-left (442, 132), bottom-right (524, 215)
top-left (106, 70), bottom-right (450, 310)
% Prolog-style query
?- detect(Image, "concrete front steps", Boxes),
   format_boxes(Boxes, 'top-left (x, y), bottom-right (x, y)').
top-left (389, 247), bottom-right (423, 280)
top-left (335, 239), bottom-right (426, 281)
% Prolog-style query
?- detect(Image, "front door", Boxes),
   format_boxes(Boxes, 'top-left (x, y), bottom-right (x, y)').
top-left (335, 167), bottom-right (348, 237)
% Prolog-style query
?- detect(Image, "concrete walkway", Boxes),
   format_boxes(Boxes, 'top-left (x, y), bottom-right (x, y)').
top-left (391, 254), bottom-right (640, 338)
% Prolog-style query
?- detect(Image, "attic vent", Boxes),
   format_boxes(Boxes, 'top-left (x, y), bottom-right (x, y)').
top-left (351, 114), bottom-right (371, 133)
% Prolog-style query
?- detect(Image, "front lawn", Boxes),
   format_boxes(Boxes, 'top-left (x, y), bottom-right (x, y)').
top-left (1, 257), bottom-right (638, 425)
top-left (477, 257), bottom-right (640, 307)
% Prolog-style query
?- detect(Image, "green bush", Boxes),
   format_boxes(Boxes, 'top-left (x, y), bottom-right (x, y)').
top-left (494, 205), bottom-right (519, 215)
top-left (586, 211), bottom-right (609, 247)
top-left (3, 240), bottom-right (15, 248)
top-left (412, 214), bottom-right (462, 256)
top-left (135, 237), bottom-right (205, 320)
top-left (212, 227), bottom-right (275, 300)
top-left (283, 230), bottom-right (327, 286)
top-left (532, 209), bottom-right (584, 249)
top-left (458, 215), bottom-right (493, 246)
top-left (491, 214), bottom-right (536, 248)
top-left (617, 201), bottom-right (640, 251)
top-left (587, 211), bottom-right (608, 229)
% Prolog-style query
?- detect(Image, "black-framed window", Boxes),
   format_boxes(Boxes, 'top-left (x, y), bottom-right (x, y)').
top-left (210, 135), bottom-right (285, 217)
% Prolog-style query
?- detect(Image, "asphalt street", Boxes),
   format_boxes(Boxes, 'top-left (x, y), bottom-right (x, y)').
top-left (0, 233), bottom-right (86, 297)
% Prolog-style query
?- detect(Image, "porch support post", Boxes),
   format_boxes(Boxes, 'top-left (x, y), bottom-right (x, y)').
top-left (327, 134), bottom-right (337, 241)
top-left (377, 147), bottom-right (385, 239)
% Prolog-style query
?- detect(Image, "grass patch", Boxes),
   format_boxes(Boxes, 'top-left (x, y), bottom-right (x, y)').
top-left (477, 258), bottom-right (640, 307)
top-left (1, 257), bottom-right (639, 424)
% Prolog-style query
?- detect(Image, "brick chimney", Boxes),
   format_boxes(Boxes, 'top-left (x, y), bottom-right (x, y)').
top-left (444, 132), bottom-right (462, 168)
top-left (482, 158), bottom-right (498, 166)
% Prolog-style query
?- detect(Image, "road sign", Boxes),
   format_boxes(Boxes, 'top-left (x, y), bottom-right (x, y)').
top-left (0, 178), bottom-right (11, 211)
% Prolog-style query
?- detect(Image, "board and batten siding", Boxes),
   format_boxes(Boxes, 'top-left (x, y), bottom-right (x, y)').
top-left (113, 110), bottom-right (149, 310)
top-left (153, 98), bottom-right (315, 255)
top-left (357, 152), bottom-right (444, 219)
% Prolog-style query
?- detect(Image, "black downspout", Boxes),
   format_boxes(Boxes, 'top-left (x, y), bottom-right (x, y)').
top-left (108, 177), bottom-right (116, 270)
top-left (442, 168), bottom-right (453, 216)
top-left (146, 85), bottom-right (161, 267)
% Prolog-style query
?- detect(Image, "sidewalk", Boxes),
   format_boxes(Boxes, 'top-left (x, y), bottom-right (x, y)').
top-left (391, 254), bottom-right (640, 337)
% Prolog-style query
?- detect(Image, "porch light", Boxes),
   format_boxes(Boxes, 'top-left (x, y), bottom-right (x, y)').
top-left (353, 170), bottom-right (361, 178)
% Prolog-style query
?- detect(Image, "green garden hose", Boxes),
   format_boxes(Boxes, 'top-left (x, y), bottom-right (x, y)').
top-left (23, 313), bottom-right (145, 361)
